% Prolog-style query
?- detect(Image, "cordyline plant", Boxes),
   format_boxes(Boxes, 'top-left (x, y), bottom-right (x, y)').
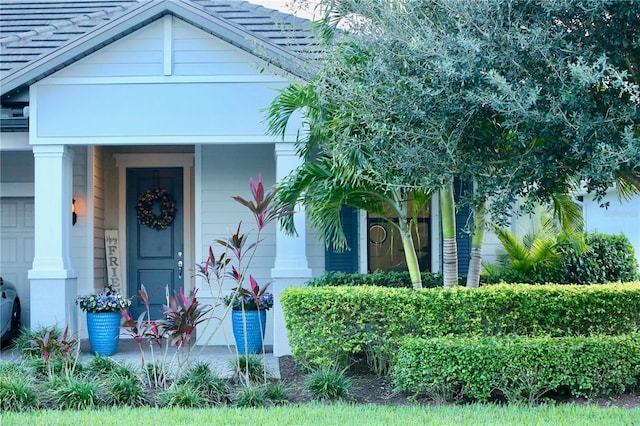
top-left (195, 174), bottom-right (292, 383)
top-left (29, 325), bottom-right (79, 378)
top-left (196, 173), bottom-right (292, 312)
top-left (160, 287), bottom-right (212, 349)
top-left (120, 283), bottom-right (211, 388)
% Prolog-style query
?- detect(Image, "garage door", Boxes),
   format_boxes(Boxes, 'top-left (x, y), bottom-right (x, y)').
top-left (0, 197), bottom-right (34, 328)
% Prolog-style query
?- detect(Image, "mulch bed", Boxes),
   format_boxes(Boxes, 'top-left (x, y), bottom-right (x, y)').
top-left (278, 356), bottom-right (640, 408)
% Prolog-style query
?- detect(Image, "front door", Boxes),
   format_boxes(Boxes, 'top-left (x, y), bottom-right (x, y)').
top-left (126, 168), bottom-right (183, 320)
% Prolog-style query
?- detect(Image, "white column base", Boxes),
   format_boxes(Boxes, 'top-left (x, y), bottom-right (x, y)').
top-left (271, 270), bottom-right (312, 357)
top-left (30, 278), bottom-right (78, 338)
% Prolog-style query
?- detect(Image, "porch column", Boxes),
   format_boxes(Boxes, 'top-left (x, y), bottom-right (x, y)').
top-left (28, 145), bottom-right (78, 336)
top-left (271, 142), bottom-right (312, 357)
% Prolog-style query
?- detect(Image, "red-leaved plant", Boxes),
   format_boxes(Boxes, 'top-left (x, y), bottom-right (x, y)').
top-left (195, 174), bottom-right (292, 381)
top-left (196, 173), bottom-right (292, 312)
top-left (29, 325), bottom-right (79, 378)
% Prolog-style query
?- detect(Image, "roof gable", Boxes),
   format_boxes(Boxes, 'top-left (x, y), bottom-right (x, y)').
top-left (51, 15), bottom-right (279, 79)
top-left (0, 0), bottom-right (317, 97)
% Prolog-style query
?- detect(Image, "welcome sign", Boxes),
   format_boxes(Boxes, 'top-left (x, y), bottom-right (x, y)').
top-left (104, 230), bottom-right (122, 291)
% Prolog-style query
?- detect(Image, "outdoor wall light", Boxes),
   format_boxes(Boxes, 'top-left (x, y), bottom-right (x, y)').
top-left (72, 198), bottom-right (77, 226)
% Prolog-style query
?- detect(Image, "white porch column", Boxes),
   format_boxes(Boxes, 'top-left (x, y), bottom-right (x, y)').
top-left (271, 142), bottom-right (312, 356)
top-left (28, 145), bottom-right (78, 336)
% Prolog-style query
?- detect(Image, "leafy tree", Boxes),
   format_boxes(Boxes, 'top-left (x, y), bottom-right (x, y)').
top-left (269, 0), bottom-right (640, 288)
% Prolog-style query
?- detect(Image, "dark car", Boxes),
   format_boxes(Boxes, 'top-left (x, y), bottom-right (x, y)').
top-left (0, 276), bottom-right (21, 348)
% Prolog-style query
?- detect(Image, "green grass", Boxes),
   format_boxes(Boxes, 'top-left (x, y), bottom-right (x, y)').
top-left (2, 403), bottom-right (639, 425)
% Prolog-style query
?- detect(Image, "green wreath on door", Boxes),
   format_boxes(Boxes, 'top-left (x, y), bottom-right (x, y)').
top-left (136, 188), bottom-right (176, 230)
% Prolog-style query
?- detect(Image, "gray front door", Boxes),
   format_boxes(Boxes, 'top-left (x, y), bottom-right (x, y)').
top-left (126, 168), bottom-right (183, 320)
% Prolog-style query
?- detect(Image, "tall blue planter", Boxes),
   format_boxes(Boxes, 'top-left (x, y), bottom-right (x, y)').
top-left (86, 311), bottom-right (121, 356)
top-left (232, 309), bottom-right (267, 354)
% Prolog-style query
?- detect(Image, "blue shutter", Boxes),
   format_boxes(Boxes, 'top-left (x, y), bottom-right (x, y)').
top-left (454, 180), bottom-right (473, 276)
top-left (325, 206), bottom-right (359, 273)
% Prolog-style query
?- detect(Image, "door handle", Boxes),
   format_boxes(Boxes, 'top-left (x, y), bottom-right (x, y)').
top-left (178, 260), bottom-right (183, 279)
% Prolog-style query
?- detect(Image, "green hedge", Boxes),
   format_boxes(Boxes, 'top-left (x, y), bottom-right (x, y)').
top-left (392, 334), bottom-right (640, 404)
top-left (308, 270), bottom-right (446, 288)
top-left (281, 282), bottom-right (640, 369)
top-left (307, 270), bottom-right (490, 288)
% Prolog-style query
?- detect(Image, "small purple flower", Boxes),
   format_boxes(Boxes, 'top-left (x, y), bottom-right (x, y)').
top-left (77, 290), bottom-right (131, 313)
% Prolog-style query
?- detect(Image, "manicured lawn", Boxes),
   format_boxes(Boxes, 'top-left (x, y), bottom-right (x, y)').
top-left (2, 403), bottom-right (639, 425)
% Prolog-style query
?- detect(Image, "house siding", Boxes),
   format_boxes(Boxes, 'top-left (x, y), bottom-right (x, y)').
top-left (584, 193), bottom-right (640, 264)
top-left (51, 19), bottom-right (165, 78)
top-left (306, 222), bottom-right (325, 279)
top-left (93, 146), bottom-right (106, 292)
top-left (51, 17), bottom-right (274, 79)
top-left (71, 147), bottom-right (93, 296)
top-left (199, 144), bottom-right (277, 294)
top-left (33, 15), bottom-right (291, 143)
top-left (172, 18), bottom-right (274, 76)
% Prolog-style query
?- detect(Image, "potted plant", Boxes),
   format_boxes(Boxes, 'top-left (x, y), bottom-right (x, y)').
top-left (196, 173), bottom-right (291, 357)
top-left (224, 276), bottom-right (274, 354)
top-left (77, 288), bottom-right (131, 356)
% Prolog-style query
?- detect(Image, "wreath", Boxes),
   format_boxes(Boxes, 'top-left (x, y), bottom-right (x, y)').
top-left (136, 188), bottom-right (177, 230)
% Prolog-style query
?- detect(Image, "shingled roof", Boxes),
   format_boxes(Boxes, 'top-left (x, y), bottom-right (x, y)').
top-left (0, 0), bottom-right (319, 99)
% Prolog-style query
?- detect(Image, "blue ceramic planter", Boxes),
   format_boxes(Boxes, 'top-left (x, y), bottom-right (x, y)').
top-left (86, 311), bottom-right (121, 356)
top-left (232, 309), bottom-right (267, 354)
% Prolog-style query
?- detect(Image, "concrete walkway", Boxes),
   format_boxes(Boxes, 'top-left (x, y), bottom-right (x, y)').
top-left (0, 337), bottom-right (280, 379)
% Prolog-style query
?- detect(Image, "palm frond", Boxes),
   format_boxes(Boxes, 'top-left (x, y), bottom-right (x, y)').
top-left (613, 172), bottom-right (640, 202)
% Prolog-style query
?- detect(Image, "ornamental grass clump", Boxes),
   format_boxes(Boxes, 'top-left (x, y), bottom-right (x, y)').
top-left (177, 362), bottom-right (230, 405)
top-left (158, 384), bottom-right (207, 408)
top-left (87, 355), bottom-right (119, 375)
top-left (52, 377), bottom-right (100, 410)
top-left (229, 354), bottom-right (273, 384)
top-left (304, 367), bottom-right (353, 400)
top-left (106, 374), bottom-right (147, 407)
top-left (0, 375), bottom-right (38, 411)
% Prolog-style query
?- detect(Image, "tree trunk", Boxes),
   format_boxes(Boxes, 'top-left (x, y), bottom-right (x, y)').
top-left (440, 182), bottom-right (458, 287)
top-left (399, 220), bottom-right (422, 289)
top-left (466, 201), bottom-right (486, 288)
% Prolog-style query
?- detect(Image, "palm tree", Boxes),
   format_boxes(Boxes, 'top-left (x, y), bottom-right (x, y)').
top-left (267, 83), bottom-right (430, 289)
top-left (439, 180), bottom-right (458, 287)
top-left (465, 200), bottom-right (486, 289)
top-left (485, 195), bottom-right (586, 282)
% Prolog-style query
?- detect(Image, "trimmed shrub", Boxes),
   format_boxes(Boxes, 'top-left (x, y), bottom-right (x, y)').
top-left (550, 233), bottom-right (639, 284)
top-left (281, 283), bottom-right (640, 369)
top-left (308, 270), bottom-right (476, 288)
top-left (392, 334), bottom-right (640, 404)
